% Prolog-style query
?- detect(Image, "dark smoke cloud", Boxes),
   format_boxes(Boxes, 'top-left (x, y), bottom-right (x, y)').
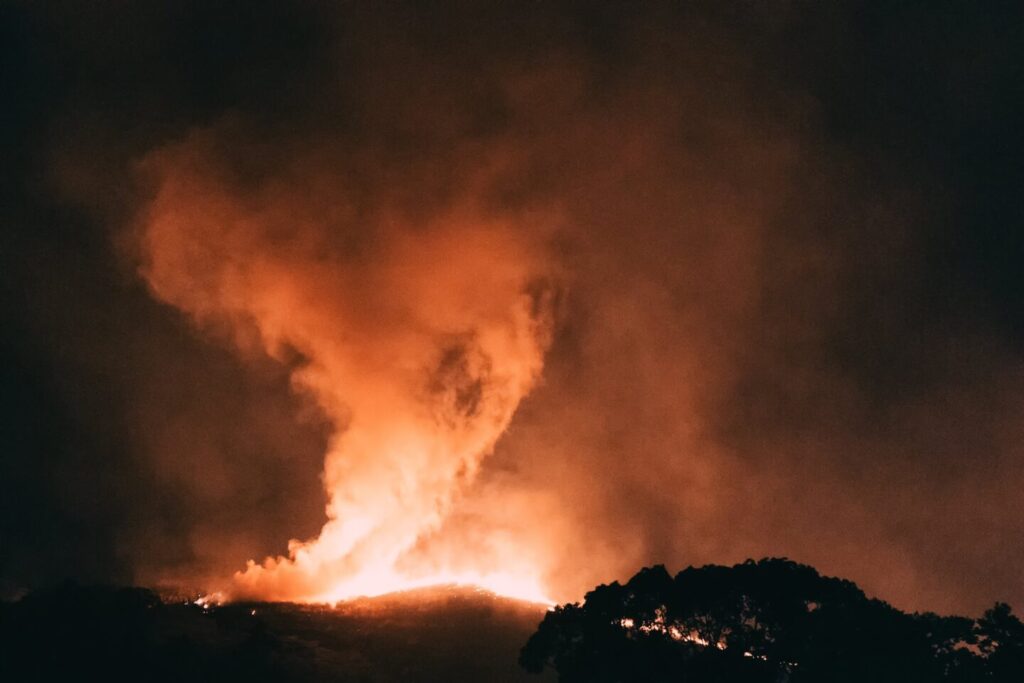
top-left (2, 1), bottom-right (1022, 613)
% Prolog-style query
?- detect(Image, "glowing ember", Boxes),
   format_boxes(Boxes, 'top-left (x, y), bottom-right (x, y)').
top-left (193, 593), bottom-right (222, 609)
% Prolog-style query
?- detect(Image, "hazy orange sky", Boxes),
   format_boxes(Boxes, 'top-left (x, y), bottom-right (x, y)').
top-left (2, 1), bottom-right (1023, 615)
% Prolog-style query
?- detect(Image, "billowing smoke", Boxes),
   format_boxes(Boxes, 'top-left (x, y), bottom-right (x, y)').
top-left (5, 1), bottom-right (1024, 616)
top-left (135, 127), bottom-right (557, 601)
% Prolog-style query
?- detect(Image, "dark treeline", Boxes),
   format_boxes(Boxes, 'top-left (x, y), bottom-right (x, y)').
top-left (520, 559), bottom-right (1024, 682)
top-left (3, 561), bottom-right (1021, 682)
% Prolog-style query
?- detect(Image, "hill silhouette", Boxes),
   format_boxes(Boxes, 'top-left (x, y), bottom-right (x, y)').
top-left (0, 583), bottom-right (552, 682)
top-left (521, 558), bottom-right (1024, 682)
top-left (4, 561), bottom-right (1020, 682)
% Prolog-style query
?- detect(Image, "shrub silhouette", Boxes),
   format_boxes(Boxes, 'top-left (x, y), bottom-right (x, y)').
top-left (520, 558), bottom-right (1024, 682)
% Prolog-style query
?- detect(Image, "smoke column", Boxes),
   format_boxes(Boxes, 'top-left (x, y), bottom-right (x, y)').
top-left (8, 1), bottom-right (1010, 617)
top-left (135, 129), bottom-right (557, 602)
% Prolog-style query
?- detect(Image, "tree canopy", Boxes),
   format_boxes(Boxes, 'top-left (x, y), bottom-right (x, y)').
top-left (520, 559), bottom-right (1024, 682)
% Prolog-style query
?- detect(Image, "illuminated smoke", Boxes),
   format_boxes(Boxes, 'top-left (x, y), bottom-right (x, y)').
top-left (135, 130), bottom-right (557, 602)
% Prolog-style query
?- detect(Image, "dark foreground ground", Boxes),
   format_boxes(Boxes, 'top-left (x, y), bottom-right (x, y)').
top-left (0, 583), bottom-right (555, 682)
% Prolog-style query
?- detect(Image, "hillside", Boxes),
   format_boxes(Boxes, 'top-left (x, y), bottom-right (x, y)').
top-left (0, 583), bottom-right (555, 682)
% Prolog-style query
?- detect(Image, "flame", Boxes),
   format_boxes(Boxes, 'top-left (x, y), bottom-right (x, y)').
top-left (136, 131), bottom-right (557, 606)
top-left (311, 569), bottom-right (553, 606)
top-left (197, 573), bottom-right (551, 607)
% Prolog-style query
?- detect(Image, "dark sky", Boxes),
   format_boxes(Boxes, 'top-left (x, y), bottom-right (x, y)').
top-left (1, 0), bottom-right (1023, 615)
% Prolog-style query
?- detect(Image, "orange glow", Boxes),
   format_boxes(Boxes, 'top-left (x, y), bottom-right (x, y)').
top-left (311, 570), bottom-right (553, 606)
top-left (136, 132), bottom-right (557, 605)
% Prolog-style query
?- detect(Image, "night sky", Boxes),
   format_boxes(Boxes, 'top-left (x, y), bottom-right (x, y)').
top-left (2, 1), bottom-right (1023, 615)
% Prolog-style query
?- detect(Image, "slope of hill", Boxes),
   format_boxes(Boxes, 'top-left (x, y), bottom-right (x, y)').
top-left (0, 583), bottom-right (555, 682)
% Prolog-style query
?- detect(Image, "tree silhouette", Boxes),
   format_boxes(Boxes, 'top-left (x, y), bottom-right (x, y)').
top-left (520, 559), bottom-right (1024, 682)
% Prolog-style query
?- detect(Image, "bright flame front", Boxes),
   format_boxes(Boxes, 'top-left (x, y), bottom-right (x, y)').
top-left (311, 570), bottom-right (554, 606)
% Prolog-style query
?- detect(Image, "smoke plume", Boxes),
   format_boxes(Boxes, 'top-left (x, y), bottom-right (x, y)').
top-left (135, 128), bottom-right (557, 601)
top-left (4, 1), bottom-right (1024, 615)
